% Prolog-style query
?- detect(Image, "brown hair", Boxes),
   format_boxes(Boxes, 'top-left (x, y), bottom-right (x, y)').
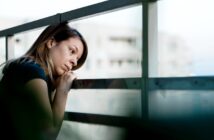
top-left (25, 21), bottom-right (88, 84)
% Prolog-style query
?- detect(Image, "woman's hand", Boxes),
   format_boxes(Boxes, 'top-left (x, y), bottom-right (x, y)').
top-left (55, 71), bottom-right (77, 94)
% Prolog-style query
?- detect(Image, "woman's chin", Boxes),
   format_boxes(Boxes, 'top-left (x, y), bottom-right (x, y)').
top-left (56, 69), bottom-right (65, 76)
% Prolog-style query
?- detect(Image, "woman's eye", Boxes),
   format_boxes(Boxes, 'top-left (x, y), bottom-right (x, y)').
top-left (70, 50), bottom-right (73, 54)
top-left (69, 47), bottom-right (74, 54)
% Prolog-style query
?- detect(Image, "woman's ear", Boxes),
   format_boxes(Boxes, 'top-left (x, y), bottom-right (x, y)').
top-left (47, 38), bottom-right (56, 49)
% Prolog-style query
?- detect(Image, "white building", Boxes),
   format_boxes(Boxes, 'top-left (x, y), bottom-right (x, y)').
top-left (158, 32), bottom-right (193, 77)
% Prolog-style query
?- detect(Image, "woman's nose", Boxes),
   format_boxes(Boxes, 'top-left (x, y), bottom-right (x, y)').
top-left (70, 58), bottom-right (77, 67)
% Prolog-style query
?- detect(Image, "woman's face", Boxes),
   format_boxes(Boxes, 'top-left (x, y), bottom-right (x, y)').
top-left (48, 37), bottom-right (84, 76)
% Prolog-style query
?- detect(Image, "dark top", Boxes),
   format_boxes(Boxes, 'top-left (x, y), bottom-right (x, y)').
top-left (0, 57), bottom-right (51, 140)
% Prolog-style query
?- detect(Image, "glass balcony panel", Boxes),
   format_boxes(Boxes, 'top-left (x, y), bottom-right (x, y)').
top-left (66, 89), bottom-right (141, 118)
top-left (69, 5), bottom-right (142, 79)
top-left (58, 121), bottom-right (126, 140)
top-left (158, 0), bottom-right (214, 77)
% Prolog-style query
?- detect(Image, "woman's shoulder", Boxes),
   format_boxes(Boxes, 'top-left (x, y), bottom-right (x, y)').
top-left (15, 57), bottom-right (42, 70)
top-left (2, 57), bottom-right (47, 82)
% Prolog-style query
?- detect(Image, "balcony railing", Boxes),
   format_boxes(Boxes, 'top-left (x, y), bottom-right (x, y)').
top-left (2, 0), bottom-right (214, 139)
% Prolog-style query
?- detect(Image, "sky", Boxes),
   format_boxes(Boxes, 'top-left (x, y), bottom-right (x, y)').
top-left (0, 0), bottom-right (142, 30)
top-left (0, 0), bottom-right (106, 19)
top-left (158, 0), bottom-right (214, 76)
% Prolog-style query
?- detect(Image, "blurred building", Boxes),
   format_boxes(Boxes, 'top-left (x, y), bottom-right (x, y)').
top-left (72, 22), bottom-right (142, 78)
top-left (158, 32), bottom-right (193, 77)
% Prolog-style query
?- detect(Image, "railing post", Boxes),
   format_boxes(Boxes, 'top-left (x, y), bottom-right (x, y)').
top-left (142, 0), bottom-right (158, 121)
top-left (142, 2), bottom-right (149, 120)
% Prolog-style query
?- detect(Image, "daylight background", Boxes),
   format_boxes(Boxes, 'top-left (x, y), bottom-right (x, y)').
top-left (1, 0), bottom-right (214, 140)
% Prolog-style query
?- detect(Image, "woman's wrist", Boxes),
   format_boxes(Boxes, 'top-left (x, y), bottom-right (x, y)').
top-left (55, 89), bottom-right (69, 97)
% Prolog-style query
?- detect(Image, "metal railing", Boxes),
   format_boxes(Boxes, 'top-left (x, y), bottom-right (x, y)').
top-left (1, 1), bottom-right (214, 139)
top-left (0, 0), bottom-right (146, 127)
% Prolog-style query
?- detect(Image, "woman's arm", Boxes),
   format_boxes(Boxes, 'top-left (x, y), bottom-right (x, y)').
top-left (24, 71), bottom-right (76, 140)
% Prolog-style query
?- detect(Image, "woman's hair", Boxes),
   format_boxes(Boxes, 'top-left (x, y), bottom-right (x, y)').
top-left (24, 21), bottom-right (88, 84)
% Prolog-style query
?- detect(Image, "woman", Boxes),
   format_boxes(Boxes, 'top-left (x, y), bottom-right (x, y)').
top-left (0, 22), bottom-right (88, 140)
